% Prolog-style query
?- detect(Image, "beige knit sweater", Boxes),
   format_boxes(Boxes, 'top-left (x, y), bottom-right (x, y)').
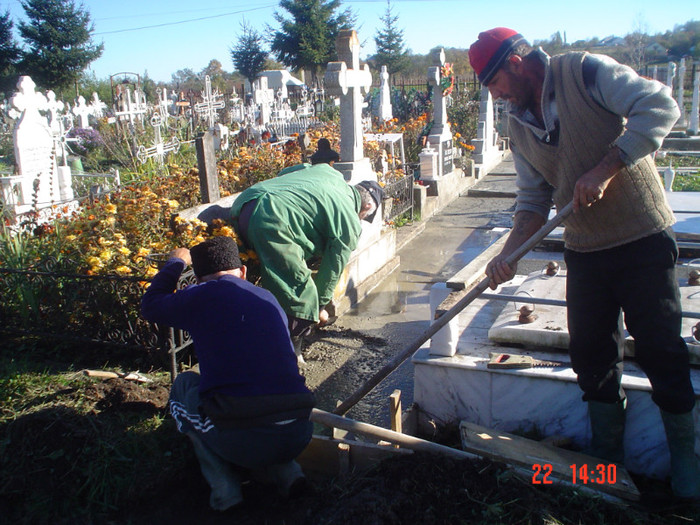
top-left (507, 52), bottom-right (674, 252)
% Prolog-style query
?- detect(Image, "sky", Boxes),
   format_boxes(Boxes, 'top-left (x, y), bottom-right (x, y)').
top-left (0, 0), bottom-right (696, 83)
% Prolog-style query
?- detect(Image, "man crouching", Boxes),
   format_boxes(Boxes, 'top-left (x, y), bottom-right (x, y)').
top-left (141, 236), bottom-right (315, 511)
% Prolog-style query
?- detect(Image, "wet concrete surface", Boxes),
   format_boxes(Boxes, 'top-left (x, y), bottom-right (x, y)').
top-left (301, 161), bottom-right (569, 431)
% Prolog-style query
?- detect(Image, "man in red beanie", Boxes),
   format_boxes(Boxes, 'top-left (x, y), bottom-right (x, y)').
top-left (469, 28), bottom-right (698, 502)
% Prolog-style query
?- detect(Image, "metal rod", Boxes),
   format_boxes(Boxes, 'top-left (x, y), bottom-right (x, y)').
top-left (480, 293), bottom-right (700, 319)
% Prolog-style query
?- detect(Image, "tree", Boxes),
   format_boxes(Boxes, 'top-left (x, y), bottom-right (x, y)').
top-left (270, 0), bottom-right (356, 83)
top-left (0, 10), bottom-right (21, 96)
top-left (231, 20), bottom-right (268, 87)
top-left (373, 0), bottom-right (410, 78)
top-left (18, 0), bottom-right (103, 93)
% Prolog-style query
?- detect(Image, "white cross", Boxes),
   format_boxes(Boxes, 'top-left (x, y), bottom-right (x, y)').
top-left (45, 90), bottom-right (64, 134)
top-left (324, 29), bottom-right (372, 162)
top-left (73, 95), bottom-right (92, 128)
top-left (194, 75), bottom-right (225, 128)
top-left (88, 92), bottom-right (107, 119)
top-left (136, 112), bottom-right (180, 165)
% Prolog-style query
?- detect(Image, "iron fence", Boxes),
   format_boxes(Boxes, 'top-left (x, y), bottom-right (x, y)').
top-left (0, 261), bottom-right (195, 378)
top-left (382, 173), bottom-right (414, 223)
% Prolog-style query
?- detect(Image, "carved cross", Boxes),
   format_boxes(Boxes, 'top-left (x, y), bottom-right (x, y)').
top-left (194, 75), bottom-right (225, 128)
top-left (136, 112), bottom-right (180, 165)
top-left (324, 29), bottom-right (372, 162)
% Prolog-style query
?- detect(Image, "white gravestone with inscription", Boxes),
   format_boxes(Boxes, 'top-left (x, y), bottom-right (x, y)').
top-left (11, 76), bottom-right (66, 210)
top-left (324, 29), bottom-right (375, 185)
top-left (422, 48), bottom-right (453, 180)
top-left (471, 86), bottom-right (502, 177)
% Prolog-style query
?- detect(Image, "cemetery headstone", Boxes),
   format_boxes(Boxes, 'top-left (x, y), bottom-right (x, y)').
top-left (378, 65), bottom-right (393, 122)
top-left (253, 76), bottom-right (274, 127)
top-left (677, 58), bottom-right (687, 127)
top-left (45, 91), bottom-right (64, 135)
top-left (689, 68), bottom-right (699, 135)
top-left (194, 75), bottom-right (225, 128)
top-left (89, 92), bottom-right (107, 119)
top-left (136, 113), bottom-right (180, 165)
top-left (422, 48), bottom-right (454, 180)
top-left (666, 62), bottom-right (677, 90)
top-left (11, 76), bottom-right (67, 210)
top-left (73, 95), bottom-right (92, 128)
top-left (324, 29), bottom-right (375, 184)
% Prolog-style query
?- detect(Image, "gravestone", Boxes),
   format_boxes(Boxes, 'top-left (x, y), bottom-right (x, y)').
top-left (422, 48), bottom-right (454, 180)
top-left (253, 76), bottom-right (274, 127)
top-left (378, 65), bottom-right (393, 122)
top-left (677, 58), bottom-right (687, 127)
top-left (689, 68), bottom-right (699, 135)
top-left (88, 92), bottom-right (107, 119)
top-left (72, 95), bottom-right (91, 128)
top-left (194, 75), bottom-right (225, 128)
top-left (666, 62), bottom-right (677, 90)
top-left (471, 86), bottom-right (502, 177)
top-left (324, 29), bottom-right (374, 184)
top-left (11, 76), bottom-right (67, 210)
top-left (136, 113), bottom-right (180, 165)
top-left (45, 91), bottom-right (64, 134)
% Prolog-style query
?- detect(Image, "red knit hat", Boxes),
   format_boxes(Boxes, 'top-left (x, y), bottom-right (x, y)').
top-left (469, 27), bottom-right (527, 86)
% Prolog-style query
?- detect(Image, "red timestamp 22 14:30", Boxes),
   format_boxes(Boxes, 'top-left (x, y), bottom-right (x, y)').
top-left (531, 463), bottom-right (617, 485)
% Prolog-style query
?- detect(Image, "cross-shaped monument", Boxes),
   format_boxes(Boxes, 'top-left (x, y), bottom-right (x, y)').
top-left (424, 48), bottom-right (454, 179)
top-left (73, 95), bottom-right (92, 128)
top-left (253, 76), bottom-right (274, 127)
top-left (194, 75), bottom-right (225, 128)
top-left (324, 29), bottom-right (374, 184)
top-left (136, 112), bottom-right (180, 165)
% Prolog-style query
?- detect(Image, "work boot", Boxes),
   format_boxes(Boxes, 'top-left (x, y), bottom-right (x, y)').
top-left (186, 432), bottom-right (243, 511)
top-left (586, 399), bottom-right (626, 464)
top-left (660, 409), bottom-right (700, 501)
top-left (253, 460), bottom-right (307, 498)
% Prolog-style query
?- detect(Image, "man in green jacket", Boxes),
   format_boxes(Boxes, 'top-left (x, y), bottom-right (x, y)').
top-left (231, 163), bottom-right (383, 359)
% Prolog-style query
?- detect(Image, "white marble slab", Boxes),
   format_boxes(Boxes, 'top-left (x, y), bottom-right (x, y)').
top-left (414, 274), bottom-right (700, 479)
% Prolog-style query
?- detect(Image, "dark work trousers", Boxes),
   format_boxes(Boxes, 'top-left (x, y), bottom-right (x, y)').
top-left (564, 228), bottom-right (695, 414)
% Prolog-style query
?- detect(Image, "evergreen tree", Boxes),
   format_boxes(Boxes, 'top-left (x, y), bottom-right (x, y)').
top-left (270, 0), bottom-right (356, 83)
top-left (0, 10), bottom-right (21, 96)
top-left (373, 0), bottom-right (410, 78)
top-left (18, 0), bottom-right (103, 92)
top-left (231, 20), bottom-right (268, 87)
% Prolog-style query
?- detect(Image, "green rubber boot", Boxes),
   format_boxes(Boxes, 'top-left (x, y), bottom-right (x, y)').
top-left (587, 399), bottom-right (626, 464)
top-left (660, 410), bottom-right (700, 501)
top-left (187, 432), bottom-right (243, 511)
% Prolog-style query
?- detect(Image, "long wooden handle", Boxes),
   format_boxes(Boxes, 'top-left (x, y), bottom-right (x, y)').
top-left (332, 201), bottom-right (574, 415)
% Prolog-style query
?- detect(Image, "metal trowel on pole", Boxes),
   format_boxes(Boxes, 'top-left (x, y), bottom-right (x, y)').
top-left (330, 201), bottom-right (574, 416)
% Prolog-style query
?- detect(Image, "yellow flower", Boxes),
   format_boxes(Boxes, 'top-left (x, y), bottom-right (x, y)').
top-left (105, 203), bottom-right (117, 214)
top-left (86, 256), bottom-right (103, 268)
top-left (65, 234), bottom-right (77, 242)
top-left (118, 246), bottom-right (131, 256)
top-left (99, 250), bottom-right (113, 262)
top-left (145, 266), bottom-right (158, 279)
top-left (115, 265), bottom-right (132, 275)
top-left (135, 247), bottom-right (150, 259)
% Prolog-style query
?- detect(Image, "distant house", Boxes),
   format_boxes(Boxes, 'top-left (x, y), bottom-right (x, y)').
top-left (645, 42), bottom-right (667, 57)
top-left (600, 35), bottom-right (625, 47)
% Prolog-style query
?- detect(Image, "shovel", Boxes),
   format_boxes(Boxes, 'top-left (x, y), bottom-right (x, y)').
top-left (333, 201), bottom-right (574, 415)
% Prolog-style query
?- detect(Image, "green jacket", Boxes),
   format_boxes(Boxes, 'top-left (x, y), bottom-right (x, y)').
top-left (231, 163), bottom-right (363, 322)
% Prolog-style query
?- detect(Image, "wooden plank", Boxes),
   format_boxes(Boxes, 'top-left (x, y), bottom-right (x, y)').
top-left (297, 435), bottom-right (413, 477)
top-left (389, 390), bottom-right (402, 435)
top-left (459, 421), bottom-right (640, 501)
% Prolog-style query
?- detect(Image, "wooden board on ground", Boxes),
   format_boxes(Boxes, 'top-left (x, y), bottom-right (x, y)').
top-left (460, 421), bottom-right (640, 501)
top-left (298, 435), bottom-right (412, 478)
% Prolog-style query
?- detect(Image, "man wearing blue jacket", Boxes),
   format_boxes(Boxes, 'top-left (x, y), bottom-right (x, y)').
top-left (141, 236), bottom-right (315, 511)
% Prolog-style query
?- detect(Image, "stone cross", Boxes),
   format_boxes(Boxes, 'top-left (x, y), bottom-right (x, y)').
top-left (423, 48), bottom-right (454, 178)
top-left (157, 87), bottom-right (170, 127)
top-left (114, 87), bottom-right (147, 125)
top-left (677, 58), bottom-right (687, 127)
top-left (378, 65), bottom-right (393, 122)
top-left (253, 76), bottom-right (274, 126)
top-left (666, 62), bottom-right (677, 90)
top-left (88, 92), bottom-right (107, 119)
top-left (11, 76), bottom-right (62, 208)
top-left (689, 68), bottom-right (699, 135)
top-left (194, 75), bottom-right (225, 128)
top-left (73, 95), bottom-right (92, 128)
top-left (324, 29), bottom-right (372, 166)
top-left (136, 112), bottom-right (180, 165)
top-left (45, 90), bottom-right (64, 134)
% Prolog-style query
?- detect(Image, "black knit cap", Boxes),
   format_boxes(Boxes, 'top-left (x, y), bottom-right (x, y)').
top-left (190, 236), bottom-right (242, 279)
top-left (310, 138), bottom-right (340, 165)
top-left (355, 180), bottom-right (384, 223)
